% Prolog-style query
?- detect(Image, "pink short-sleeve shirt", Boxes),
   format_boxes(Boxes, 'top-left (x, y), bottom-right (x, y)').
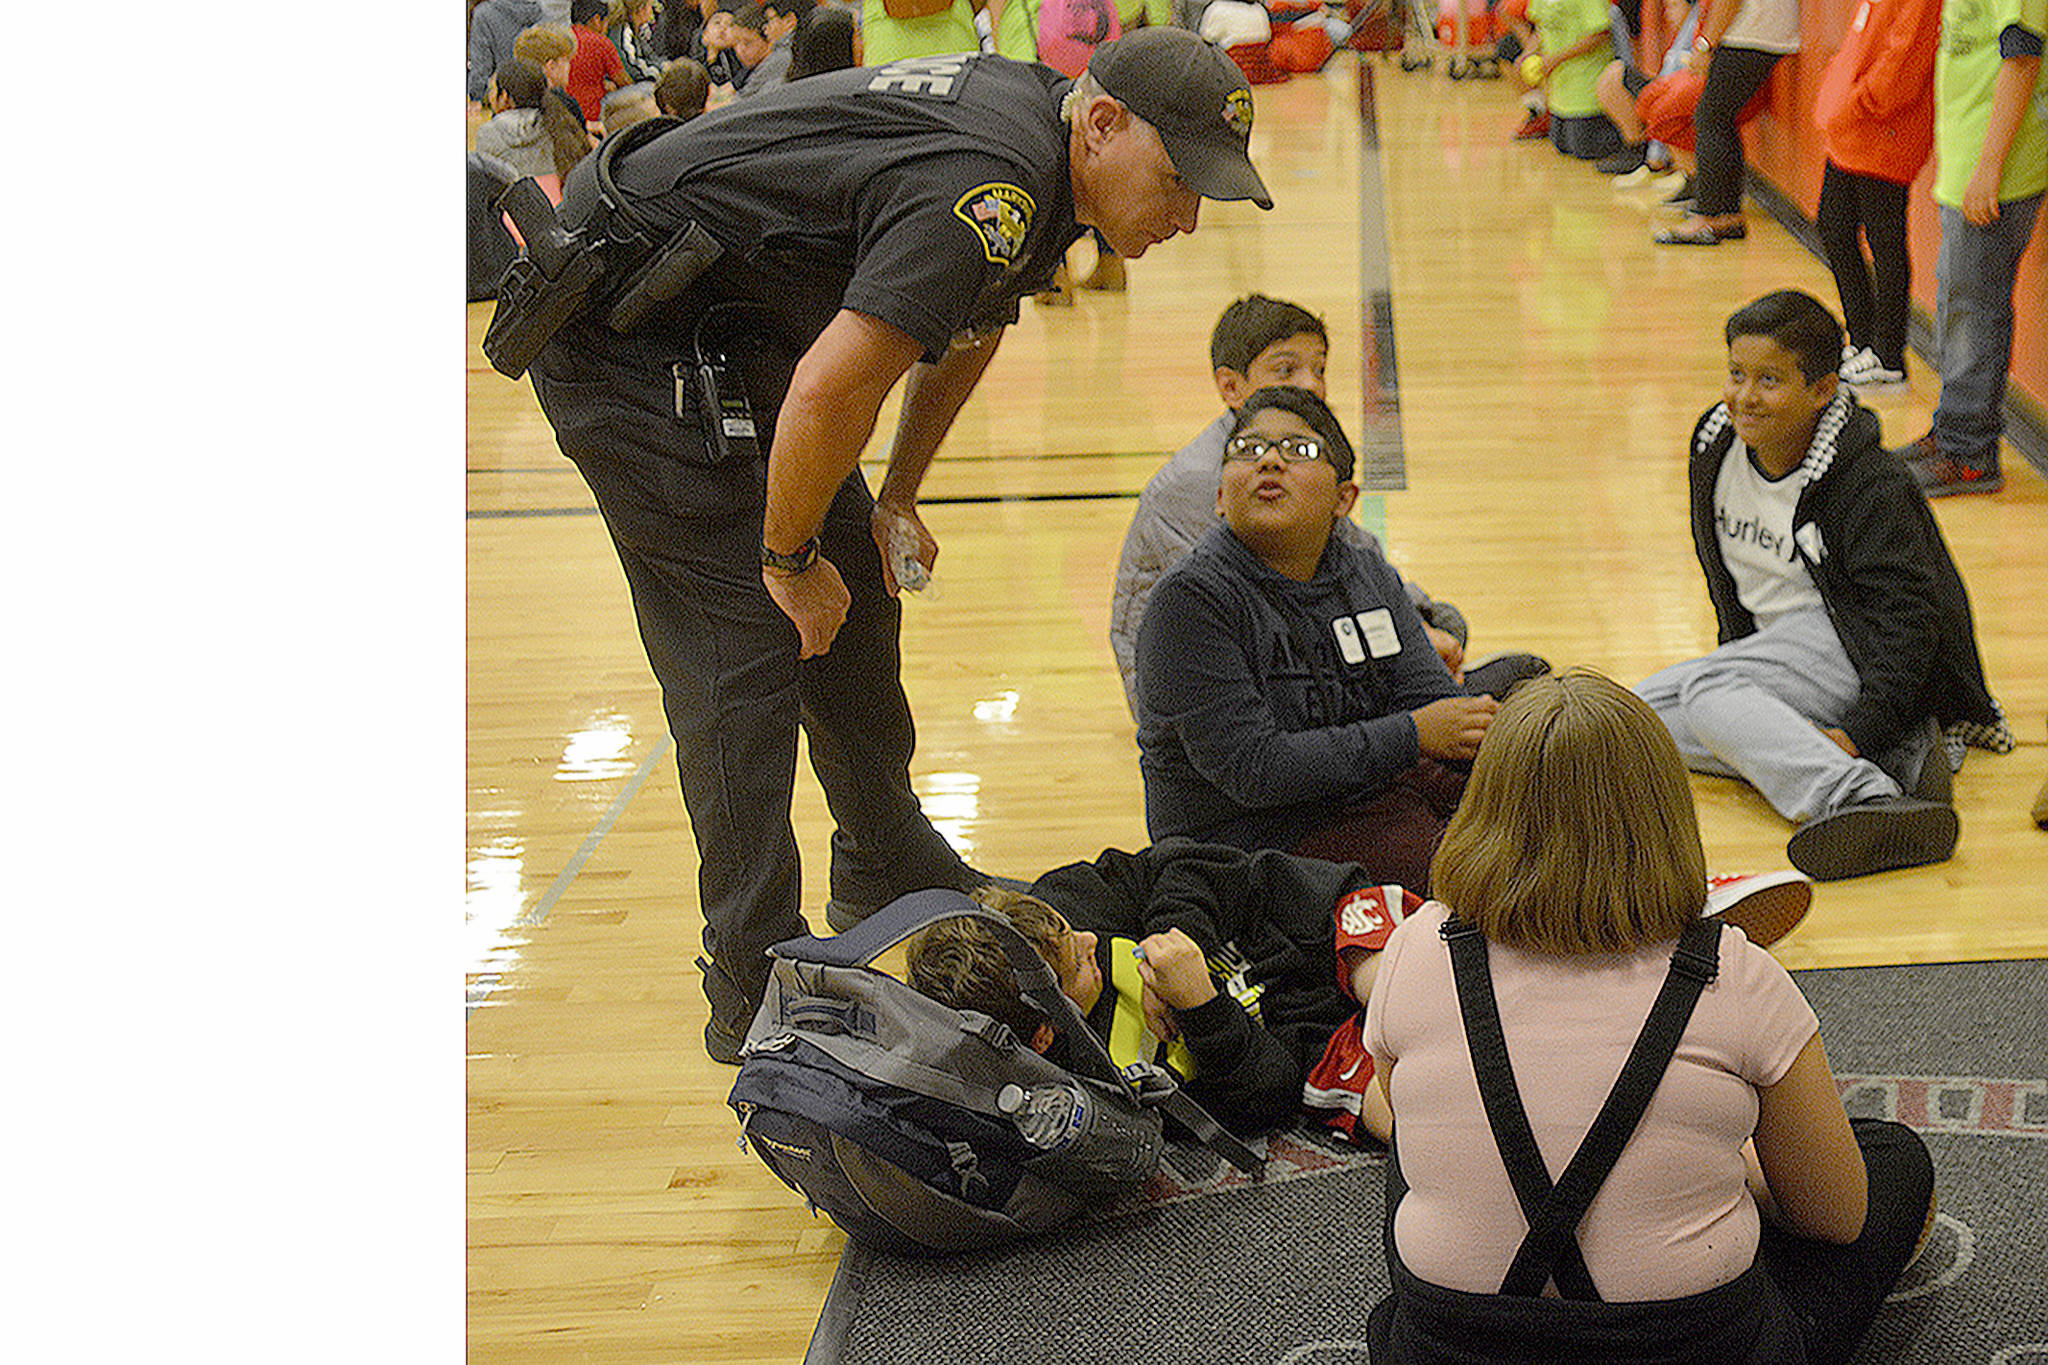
top-left (1364, 900), bottom-right (1818, 1302)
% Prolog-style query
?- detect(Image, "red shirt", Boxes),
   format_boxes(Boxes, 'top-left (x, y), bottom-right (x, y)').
top-left (567, 26), bottom-right (626, 126)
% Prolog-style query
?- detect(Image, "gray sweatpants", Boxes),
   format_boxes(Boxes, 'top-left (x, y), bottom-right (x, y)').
top-left (1635, 609), bottom-right (1925, 823)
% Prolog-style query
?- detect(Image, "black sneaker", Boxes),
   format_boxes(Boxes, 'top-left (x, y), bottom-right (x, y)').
top-left (1786, 797), bottom-right (1959, 881)
top-left (1463, 652), bottom-right (1552, 700)
top-left (1597, 145), bottom-right (1648, 175)
top-left (1910, 737), bottom-right (1954, 805)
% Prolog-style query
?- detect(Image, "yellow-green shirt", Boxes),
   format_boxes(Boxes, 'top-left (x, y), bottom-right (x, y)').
top-left (1936, 0), bottom-right (2048, 204)
top-left (997, 0), bottom-right (1038, 58)
top-left (862, 0), bottom-right (981, 65)
top-left (1532, 0), bottom-right (1612, 120)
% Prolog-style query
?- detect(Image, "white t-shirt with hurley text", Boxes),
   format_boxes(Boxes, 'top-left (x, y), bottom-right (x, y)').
top-left (1713, 441), bottom-right (1823, 626)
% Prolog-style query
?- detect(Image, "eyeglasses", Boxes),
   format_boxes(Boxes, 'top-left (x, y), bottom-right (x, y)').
top-left (1223, 434), bottom-right (1328, 465)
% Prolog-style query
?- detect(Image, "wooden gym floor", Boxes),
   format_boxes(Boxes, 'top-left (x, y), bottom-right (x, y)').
top-left (466, 57), bottom-right (2048, 1363)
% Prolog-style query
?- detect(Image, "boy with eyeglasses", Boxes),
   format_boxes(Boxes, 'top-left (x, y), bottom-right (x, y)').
top-left (1110, 294), bottom-right (1541, 720)
top-left (1132, 386), bottom-right (1499, 895)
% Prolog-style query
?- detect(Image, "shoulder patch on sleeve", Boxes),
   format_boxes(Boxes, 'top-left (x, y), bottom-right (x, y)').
top-left (953, 183), bottom-right (1035, 265)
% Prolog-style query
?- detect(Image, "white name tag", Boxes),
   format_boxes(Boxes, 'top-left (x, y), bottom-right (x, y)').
top-left (1332, 615), bottom-right (1367, 664)
top-left (1356, 608), bottom-right (1402, 658)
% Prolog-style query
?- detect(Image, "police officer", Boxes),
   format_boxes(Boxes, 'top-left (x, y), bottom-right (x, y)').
top-left (517, 27), bottom-right (1272, 1062)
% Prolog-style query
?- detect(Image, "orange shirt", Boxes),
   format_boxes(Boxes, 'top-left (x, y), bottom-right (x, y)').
top-left (1813, 0), bottom-right (1942, 184)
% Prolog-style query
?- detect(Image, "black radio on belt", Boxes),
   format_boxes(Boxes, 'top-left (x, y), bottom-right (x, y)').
top-left (684, 304), bottom-right (766, 464)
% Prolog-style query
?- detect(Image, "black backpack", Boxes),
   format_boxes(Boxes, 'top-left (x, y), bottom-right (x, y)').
top-left (727, 888), bottom-right (1264, 1255)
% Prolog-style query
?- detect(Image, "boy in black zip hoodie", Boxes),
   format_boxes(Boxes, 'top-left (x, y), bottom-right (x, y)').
top-left (1635, 289), bottom-right (2011, 881)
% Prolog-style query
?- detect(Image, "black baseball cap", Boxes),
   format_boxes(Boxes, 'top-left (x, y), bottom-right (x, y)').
top-left (1088, 28), bottom-right (1272, 211)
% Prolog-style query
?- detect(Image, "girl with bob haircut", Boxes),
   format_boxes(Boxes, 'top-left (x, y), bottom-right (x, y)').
top-left (1364, 669), bottom-right (1936, 1364)
top-left (1431, 663), bottom-right (1707, 956)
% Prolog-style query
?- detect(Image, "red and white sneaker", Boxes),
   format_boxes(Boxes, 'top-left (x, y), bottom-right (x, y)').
top-left (1704, 871), bottom-right (1813, 948)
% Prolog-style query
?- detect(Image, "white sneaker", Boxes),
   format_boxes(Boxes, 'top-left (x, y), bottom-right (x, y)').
top-left (1840, 347), bottom-right (1908, 392)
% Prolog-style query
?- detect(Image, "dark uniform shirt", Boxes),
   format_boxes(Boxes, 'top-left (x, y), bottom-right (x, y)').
top-left (560, 53), bottom-right (1087, 370)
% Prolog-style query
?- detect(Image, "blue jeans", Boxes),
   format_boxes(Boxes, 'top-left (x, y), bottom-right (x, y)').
top-left (1933, 193), bottom-right (2044, 465)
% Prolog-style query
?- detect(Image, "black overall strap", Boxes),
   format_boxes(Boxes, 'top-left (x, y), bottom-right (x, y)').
top-left (1444, 914), bottom-right (1724, 1301)
top-left (1442, 915), bottom-right (1601, 1300)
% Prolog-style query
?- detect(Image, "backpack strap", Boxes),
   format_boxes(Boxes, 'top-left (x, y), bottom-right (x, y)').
top-left (774, 888), bottom-right (1104, 1066)
top-left (1443, 914), bottom-right (1723, 1300)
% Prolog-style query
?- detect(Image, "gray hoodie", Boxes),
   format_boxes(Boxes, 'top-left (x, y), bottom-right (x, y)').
top-left (474, 108), bottom-right (559, 181)
top-left (468, 0), bottom-right (546, 101)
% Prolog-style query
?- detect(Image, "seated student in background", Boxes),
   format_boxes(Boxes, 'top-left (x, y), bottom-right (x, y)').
top-left (787, 3), bottom-right (858, 78)
top-left (1133, 386), bottom-right (1500, 895)
top-left (599, 81), bottom-right (660, 134)
top-left (567, 0), bottom-right (632, 133)
top-left (470, 0), bottom-right (547, 106)
top-left (608, 0), bottom-right (668, 83)
top-left (1592, 0), bottom-right (1697, 176)
top-left (906, 850), bottom-right (1416, 1141)
top-left (731, 0), bottom-right (813, 94)
top-left (1365, 669), bottom-right (1935, 1364)
top-left (696, 0), bottom-right (749, 99)
top-left (1494, 0), bottom-right (1551, 138)
top-left (477, 58), bottom-right (592, 182)
top-left (654, 0), bottom-right (707, 62)
top-left (654, 56), bottom-right (713, 117)
top-left (1523, 0), bottom-right (1627, 160)
top-left (1110, 295), bottom-right (1543, 721)
top-left (1635, 289), bottom-right (2011, 882)
top-left (513, 23), bottom-right (597, 137)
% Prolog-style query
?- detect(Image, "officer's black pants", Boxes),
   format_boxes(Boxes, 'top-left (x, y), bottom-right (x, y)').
top-left (533, 335), bottom-right (974, 1026)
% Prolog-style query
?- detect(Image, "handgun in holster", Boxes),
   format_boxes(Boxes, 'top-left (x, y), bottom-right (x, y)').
top-left (481, 117), bottom-right (725, 380)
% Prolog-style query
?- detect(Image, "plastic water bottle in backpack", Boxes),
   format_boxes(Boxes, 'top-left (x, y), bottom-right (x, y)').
top-left (999, 1082), bottom-right (1089, 1151)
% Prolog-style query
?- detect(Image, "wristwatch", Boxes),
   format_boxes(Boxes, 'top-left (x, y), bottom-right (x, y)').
top-left (760, 536), bottom-right (820, 573)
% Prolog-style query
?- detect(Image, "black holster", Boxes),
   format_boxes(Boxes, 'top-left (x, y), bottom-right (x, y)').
top-left (480, 117), bottom-right (724, 380)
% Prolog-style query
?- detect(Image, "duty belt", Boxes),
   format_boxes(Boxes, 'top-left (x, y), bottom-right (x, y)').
top-left (481, 116), bottom-right (726, 380)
